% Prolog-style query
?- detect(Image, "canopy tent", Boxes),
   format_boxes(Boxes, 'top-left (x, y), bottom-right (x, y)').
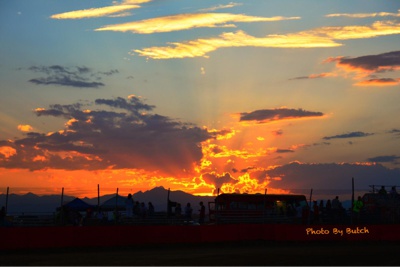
top-left (100, 195), bottom-right (127, 211)
top-left (63, 197), bottom-right (95, 212)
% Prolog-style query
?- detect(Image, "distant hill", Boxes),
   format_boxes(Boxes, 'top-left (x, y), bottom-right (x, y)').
top-left (0, 193), bottom-right (75, 214)
top-left (0, 186), bottom-right (215, 214)
top-left (132, 186), bottom-right (214, 213)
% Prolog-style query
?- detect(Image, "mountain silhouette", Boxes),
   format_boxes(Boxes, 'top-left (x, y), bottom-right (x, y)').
top-left (0, 193), bottom-right (75, 214)
top-left (0, 186), bottom-right (216, 214)
top-left (132, 186), bottom-right (215, 212)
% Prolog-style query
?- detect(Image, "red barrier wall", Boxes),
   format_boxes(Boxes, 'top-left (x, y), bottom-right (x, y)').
top-left (2, 224), bottom-right (400, 250)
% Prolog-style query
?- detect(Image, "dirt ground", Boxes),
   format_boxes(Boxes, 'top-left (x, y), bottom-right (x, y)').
top-left (1, 240), bottom-right (400, 266)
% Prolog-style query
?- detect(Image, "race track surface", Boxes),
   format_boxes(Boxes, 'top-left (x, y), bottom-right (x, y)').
top-left (1, 240), bottom-right (399, 266)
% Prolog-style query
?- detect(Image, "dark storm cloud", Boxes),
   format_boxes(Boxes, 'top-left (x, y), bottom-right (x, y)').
top-left (312, 141), bottom-right (331, 146)
top-left (26, 65), bottom-right (118, 88)
top-left (356, 77), bottom-right (400, 86)
top-left (95, 97), bottom-right (154, 115)
top-left (239, 108), bottom-right (323, 123)
top-left (289, 73), bottom-right (333, 80)
top-left (333, 50), bottom-right (400, 71)
top-left (264, 162), bottom-right (400, 191)
top-left (364, 78), bottom-right (398, 83)
top-left (29, 77), bottom-right (104, 88)
top-left (276, 149), bottom-right (295, 153)
top-left (0, 96), bottom-right (215, 174)
top-left (35, 108), bottom-right (65, 117)
top-left (35, 103), bottom-right (85, 119)
top-left (290, 76), bottom-right (311, 80)
top-left (367, 155), bottom-right (400, 164)
top-left (322, 131), bottom-right (374, 140)
top-left (388, 129), bottom-right (400, 136)
top-left (98, 69), bottom-right (119, 76)
top-left (202, 172), bottom-right (236, 192)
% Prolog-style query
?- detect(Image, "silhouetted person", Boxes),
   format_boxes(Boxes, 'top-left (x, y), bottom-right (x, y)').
top-left (390, 186), bottom-right (398, 197)
top-left (184, 203), bottom-right (193, 221)
top-left (199, 202), bottom-right (205, 224)
top-left (331, 196), bottom-right (341, 223)
top-left (86, 207), bottom-right (93, 219)
top-left (148, 202), bottom-right (154, 217)
top-left (96, 208), bottom-right (104, 220)
top-left (140, 202), bottom-right (147, 219)
top-left (175, 203), bottom-right (182, 218)
top-left (319, 200), bottom-right (324, 212)
top-left (125, 193), bottom-right (134, 218)
top-left (379, 186), bottom-right (387, 195)
top-left (134, 201), bottom-right (140, 216)
top-left (353, 196), bottom-right (363, 224)
top-left (325, 199), bottom-right (331, 211)
top-left (312, 201), bottom-right (319, 224)
top-left (302, 206), bottom-right (310, 224)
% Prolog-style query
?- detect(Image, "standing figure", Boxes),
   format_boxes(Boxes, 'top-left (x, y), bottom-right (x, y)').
top-left (125, 194), bottom-right (134, 218)
top-left (352, 196), bottom-right (364, 224)
top-left (379, 186), bottom-right (387, 195)
top-left (331, 196), bottom-right (341, 223)
top-left (325, 199), bottom-right (331, 211)
top-left (140, 202), bottom-right (147, 219)
top-left (175, 203), bottom-right (182, 218)
top-left (199, 201), bottom-right (205, 224)
top-left (148, 202), bottom-right (155, 217)
top-left (318, 200), bottom-right (324, 213)
top-left (184, 203), bottom-right (193, 221)
top-left (390, 186), bottom-right (398, 198)
top-left (312, 201), bottom-right (319, 224)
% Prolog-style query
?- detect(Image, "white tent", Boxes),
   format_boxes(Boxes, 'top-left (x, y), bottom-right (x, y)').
top-left (63, 197), bottom-right (95, 211)
top-left (100, 195), bottom-right (127, 211)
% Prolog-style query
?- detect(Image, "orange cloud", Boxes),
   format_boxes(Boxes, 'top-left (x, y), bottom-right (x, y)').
top-left (290, 72), bottom-right (337, 80)
top-left (203, 144), bottom-right (257, 159)
top-left (326, 56), bottom-right (400, 75)
top-left (323, 50), bottom-right (400, 85)
top-left (315, 20), bottom-right (400, 40)
top-left (326, 10), bottom-right (400, 18)
top-left (50, 0), bottom-right (151, 19)
top-left (133, 30), bottom-right (340, 59)
top-left (17, 124), bottom-right (33, 132)
top-left (272, 129), bottom-right (283, 136)
top-left (308, 73), bottom-right (337, 79)
top-left (51, 5), bottom-right (141, 19)
top-left (133, 20), bottom-right (400, 59)
top-left (0, 146), bottom-right (17, 158)
top-left (95, 13), bottom-right (300, 34)
top-left (199, 2), bottom-right (243, 12)
top-left (355, 78), bottom-right (400, 86)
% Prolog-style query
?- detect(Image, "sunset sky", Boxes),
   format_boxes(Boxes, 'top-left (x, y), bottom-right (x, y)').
top-left (1, 0), bottom-right (400, 199)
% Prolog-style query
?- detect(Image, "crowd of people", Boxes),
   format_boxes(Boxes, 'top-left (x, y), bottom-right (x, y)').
top-left (305, 195), bottom-right (351, 224)
top-left (307, 186), bottom-right (399, 224)
top-left (124, 193), bottom-right (155, 219)
top-left (124, 194), bottom-right (207, 225)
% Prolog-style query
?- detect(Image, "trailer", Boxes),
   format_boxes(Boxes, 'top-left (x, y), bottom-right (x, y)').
top-left (208, 193), bottom-right (309, 224)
